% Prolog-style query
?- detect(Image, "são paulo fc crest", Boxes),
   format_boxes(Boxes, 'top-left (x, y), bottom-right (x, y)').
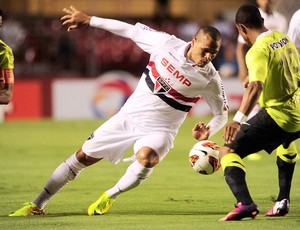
top-left (154, 76), bottom-right (171, 93)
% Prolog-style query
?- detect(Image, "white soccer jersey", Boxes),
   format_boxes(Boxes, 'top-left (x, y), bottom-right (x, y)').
top-left (84, 17), bottom-right (228, 163)
top-left (288, 9), bottom-right (300, 51)
top-left (119, 23), bottom-right (228, 136)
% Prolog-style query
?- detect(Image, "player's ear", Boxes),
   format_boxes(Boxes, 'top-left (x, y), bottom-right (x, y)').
top-left (191, 36), bottom-right (197, 46)
top-left (236, 23), bottom-right (247, 35)
top-left (240, 24), bottom-right (247, 34)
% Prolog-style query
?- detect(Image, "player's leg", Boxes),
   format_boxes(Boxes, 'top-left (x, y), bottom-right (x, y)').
top-left (218, 110), bottom-right (275, 221)
top-left (9, 149), bottom-right (101, 216)
top-left (88, 146), bottom-right (158, 215)
top-left (219, 110), bottom-right (296, 221)
top-left (88, 131), bottom-right (171, 215)
top-left (219, 150), bottom-right (259, 221)
top-left (265, 142), bottom-right (297, 217)
top-left (107, 146), bottom-right (158, 197)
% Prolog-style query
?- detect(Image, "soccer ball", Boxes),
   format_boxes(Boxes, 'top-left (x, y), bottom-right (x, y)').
top-left (188, 140), bottom-right (220, 175)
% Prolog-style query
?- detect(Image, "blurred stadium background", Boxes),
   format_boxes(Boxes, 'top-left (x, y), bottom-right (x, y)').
top-left (0, 0), bottom-right (300, 121)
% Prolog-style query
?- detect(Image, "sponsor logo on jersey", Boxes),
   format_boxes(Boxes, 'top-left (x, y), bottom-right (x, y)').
top-left (220, 81), bottom-right (229, 111)
top-left (161, 58), bottom-right (191, 87)
top-left (269, 37), bottom-right (289, 50)
top-left (168, 51), bottom-right (179, 62)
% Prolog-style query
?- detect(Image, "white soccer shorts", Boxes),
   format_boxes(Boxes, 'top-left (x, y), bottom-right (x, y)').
top-left (82, 112), bottom-right (175, 164)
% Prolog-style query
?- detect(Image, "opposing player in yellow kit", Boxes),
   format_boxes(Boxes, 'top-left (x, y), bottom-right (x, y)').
top-left (218, 4), bottom-right (300, 221)
top-left (0, 9), bottom-right (14, 104)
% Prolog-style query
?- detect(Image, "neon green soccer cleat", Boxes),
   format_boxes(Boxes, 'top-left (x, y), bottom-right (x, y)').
top-left (9, 202), bottom-right (45, 217)
top-left (88, 192), bottom-right (116, 215)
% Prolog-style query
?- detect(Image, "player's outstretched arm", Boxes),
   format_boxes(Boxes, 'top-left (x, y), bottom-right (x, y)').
top-left (61, 5), bottom-right (134, 38)
top-left (61, 5), bottom-right (91, 32)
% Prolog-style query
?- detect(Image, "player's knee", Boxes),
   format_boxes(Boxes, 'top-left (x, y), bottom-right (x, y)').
top-left (75, 149), bottom-right (102, 166)
top-left (136, 147), bottom-right (159, 168)
top-left (219, 146), bottom-right (232, 159)
top-left (65, 153), bottom-right (86, 178)
top-left (277, 143), bottom-right (298, 164)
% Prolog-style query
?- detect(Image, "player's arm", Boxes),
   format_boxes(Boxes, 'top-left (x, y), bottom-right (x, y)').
top-left (223, 80), bottom-right (263, 144)
top-left (0, 68), bottom-right (14, 104)
top-left (192, 122), bottom-right (210, 141)
top-left (61, 5), bottom-right (134, 38)
top-left (236, 41), bottom-right (248, 82)
top-left (202, 78), bottom-right (229, 138)
top-left (192, 87), bottom-right (228, 141)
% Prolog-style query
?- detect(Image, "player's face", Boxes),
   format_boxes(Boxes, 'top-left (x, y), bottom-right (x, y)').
top-left (189, 33), bottom-right (221, 68)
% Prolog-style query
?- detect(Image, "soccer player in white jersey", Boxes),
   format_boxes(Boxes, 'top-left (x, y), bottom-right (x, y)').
top-left (288, 9), bottom-right (300, 52)
top-left (9, 6), bottom-right (228, 216)
top-left (218, 4), bottom-right (300, 221)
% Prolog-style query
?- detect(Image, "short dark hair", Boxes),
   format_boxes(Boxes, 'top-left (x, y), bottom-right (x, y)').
top-left (235, 4), bottom-right (264, 28)
top-left (197, 26), bottom-right (222, 41)
top-left (0, 10), bottom-right (2, 17)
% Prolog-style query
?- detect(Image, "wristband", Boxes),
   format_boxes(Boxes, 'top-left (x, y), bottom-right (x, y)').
top-left (1, 69), bottom-right (14, 84)
top-left (233, 111), bottom-right (247, 124)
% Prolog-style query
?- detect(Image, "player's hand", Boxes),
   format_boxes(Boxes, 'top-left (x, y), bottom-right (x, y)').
top-left (192, 122), bottom-right (210, 141)
top-left (243, 76), bottom-right (249, 88)
top-left (61, 5), bottom-right (91, 31)
top-left (223, 121), bottom-right (241, 144)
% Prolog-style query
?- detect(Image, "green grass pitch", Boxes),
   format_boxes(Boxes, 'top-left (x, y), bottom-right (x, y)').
top-left (0, 116), bottom-right (299, 230)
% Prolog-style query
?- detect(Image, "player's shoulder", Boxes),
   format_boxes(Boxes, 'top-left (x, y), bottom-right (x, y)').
top-left (0, 39), bottom-right (13, 56)
top-left (134, 22), bottom-right (184, 41)
top-left (0, 39), bottom-right (9, 49)
top-left (254, 31), bottom-right (285, 47)
top-left (135, 22), bottom-right (171, 37)
top-left (290, 9), bottom-right (300, 24)
top-left (205, 63), bottom-right (223, 84)
top-left (0, 39), bottom-right (12, 49)
top-left (273, 10), bottom-right (287, 20)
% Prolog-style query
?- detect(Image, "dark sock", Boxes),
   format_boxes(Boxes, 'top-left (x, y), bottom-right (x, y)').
top-left (224, 166), bottom-right (253, 205)
top-left (277, 156), bottom-right (296, 201)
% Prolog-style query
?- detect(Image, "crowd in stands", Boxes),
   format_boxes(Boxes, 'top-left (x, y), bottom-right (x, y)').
top-left (1, 13), bottom-right (238, 79)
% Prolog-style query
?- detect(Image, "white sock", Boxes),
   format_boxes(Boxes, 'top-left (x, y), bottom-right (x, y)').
top-left (33, 153), bottom-right (86, 208)
top-left (106, 161), bottom-right (153, 199)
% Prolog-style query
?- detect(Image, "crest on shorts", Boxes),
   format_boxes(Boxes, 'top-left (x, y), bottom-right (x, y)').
top-left (87, 132), bottom-right (94, 140)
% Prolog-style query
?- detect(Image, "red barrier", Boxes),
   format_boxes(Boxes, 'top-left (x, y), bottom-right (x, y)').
top-left (6, 79), bottom-right (52, 120)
